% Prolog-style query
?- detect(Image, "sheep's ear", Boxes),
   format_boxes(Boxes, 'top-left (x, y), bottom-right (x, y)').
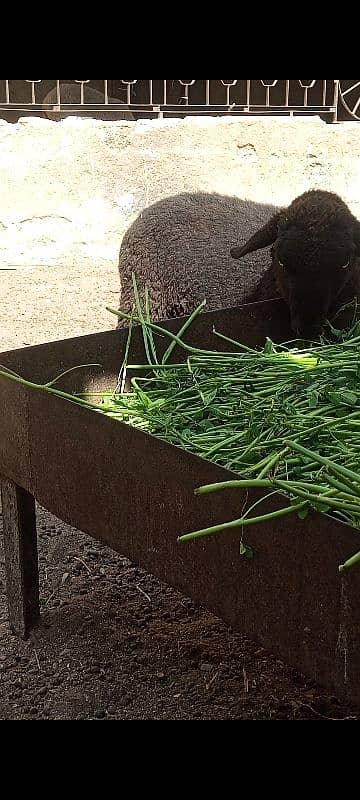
top-left (354, 218), bottom-right (360, 255)
top-left (231, 212), bottom-right (282, 260)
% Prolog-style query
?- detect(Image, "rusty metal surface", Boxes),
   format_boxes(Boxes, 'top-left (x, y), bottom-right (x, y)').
top-left (1, 480), bottom-right (39, 637)
top-left (0, 298), bottom-right (359, 704)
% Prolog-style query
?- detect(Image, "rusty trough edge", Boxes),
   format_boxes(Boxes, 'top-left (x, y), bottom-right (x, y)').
top-left (0, 300), bottom-right (359, 705)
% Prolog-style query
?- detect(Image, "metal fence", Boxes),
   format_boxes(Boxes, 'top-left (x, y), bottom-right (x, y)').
top-left (1, 80), bottom-right (359, 121)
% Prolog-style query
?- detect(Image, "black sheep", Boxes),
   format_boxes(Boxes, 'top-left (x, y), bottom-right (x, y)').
top-left (118, 193), bottom-right (280, 324)
top-left (118, 190), bottom-right (360, 337)
top-left (231, 190), bottom-right (360, 338)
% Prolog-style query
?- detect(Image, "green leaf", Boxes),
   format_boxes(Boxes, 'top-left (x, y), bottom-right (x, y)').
top-left (328, 391), bottom-right (358, 407)
top-left (198, 419), bottom-right (215, 432)
top-left (308, 390), bottom-right (319, 409)
top-left (297, 507), bottom-right (310, 520)
top-left (313, 502), bottom-right (331, 513)
top-left (240, 543), bottom-right (254, 561)
top-left (264, 339), bottom-right (275, 355)
top-left (342, 392), bottom-right (358, 406)
top-left (202, 389), bottom-right (218, 407)
top-left (325, 322), bottom-right (343, 341)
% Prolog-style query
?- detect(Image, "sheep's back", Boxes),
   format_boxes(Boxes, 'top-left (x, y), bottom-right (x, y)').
top-left (118, 193), bottom-right (278, 320)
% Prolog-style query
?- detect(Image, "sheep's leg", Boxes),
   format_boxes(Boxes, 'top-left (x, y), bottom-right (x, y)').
top-left (1, 479), bottom-right (40, 638)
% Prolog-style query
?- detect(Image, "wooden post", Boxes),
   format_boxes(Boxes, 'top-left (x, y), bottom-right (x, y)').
top-left (1, 479), bottom-right (39, 637)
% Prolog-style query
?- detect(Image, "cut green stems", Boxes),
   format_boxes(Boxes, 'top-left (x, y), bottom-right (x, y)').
top-left (178, 501), bottom-right (309, 543)
top-left (339, 551), bottom-right (360, 573)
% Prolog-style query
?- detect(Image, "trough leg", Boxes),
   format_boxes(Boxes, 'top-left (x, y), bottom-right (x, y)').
top-left (1, 478), bottom-right (40, 638)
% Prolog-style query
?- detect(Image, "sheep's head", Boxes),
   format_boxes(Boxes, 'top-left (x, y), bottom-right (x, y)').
top-left (231, 191), bottom-right (360, 338)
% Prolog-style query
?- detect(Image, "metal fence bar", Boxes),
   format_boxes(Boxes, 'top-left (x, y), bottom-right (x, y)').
top-left (0, 80), bottom-right (359, 121)
top-left (333, 80), bottom-right (340, 122)
top-left (322, 79), bottom-right (327, 106)
top-left (206, 80), bottom-right (210, 105)
top-left (285, 80), bottom-right (290, 107)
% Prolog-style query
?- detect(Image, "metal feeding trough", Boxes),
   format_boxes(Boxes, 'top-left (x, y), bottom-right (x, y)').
top-left (0, 299), bottom-right (359, 705)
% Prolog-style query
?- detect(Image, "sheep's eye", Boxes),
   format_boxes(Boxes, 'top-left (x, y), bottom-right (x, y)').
top-left (341, 260), bottom-right (351, 270)
top-left (278, 259), bottom-right (285, 268)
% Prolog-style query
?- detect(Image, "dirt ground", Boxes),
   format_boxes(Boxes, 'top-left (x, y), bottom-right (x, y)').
top-left (0, 261), bottom-right (359, 722)
top-left (1, 510), bottom-right (359, 722)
